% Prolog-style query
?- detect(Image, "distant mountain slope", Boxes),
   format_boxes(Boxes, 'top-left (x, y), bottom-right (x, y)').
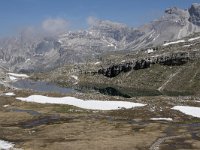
top-left (1, 3), bottom-right (200, 72)
top-left (30, 32), bottom-right (200, 95)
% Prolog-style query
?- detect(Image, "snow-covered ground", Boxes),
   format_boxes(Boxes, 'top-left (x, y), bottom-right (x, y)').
top-left (16, 95), bottom-right (146, 110)
top-left (0, 140), bottom-right (15, 150)
top-left (172, 106), bottom-right (200, 118)
top-left (163, 40), bottom-right (185, 46)
top-left (150, 118), bottom-right (173, 121)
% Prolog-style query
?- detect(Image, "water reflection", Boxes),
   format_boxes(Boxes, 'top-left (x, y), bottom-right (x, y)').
top-left (77, 84), bottom-right (193, 98)
top-left (12, 79), bottom-right (75, 94)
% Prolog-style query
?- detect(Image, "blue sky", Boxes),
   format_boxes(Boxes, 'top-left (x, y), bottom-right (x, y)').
top-left (0, 0), bottom-right (199, 36)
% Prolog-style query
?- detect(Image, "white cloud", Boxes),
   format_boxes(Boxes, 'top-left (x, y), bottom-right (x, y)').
top-left (87, 16), bottom-right (99, 26)
top-left (16, 17), bottom-right (70, 38)
top-left (42, 18), bottom-right (69, 34)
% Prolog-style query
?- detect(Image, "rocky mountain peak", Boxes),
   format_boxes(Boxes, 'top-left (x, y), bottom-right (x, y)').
top-left (165, 7), bottom-right (187, 16)
top-left (90, 19), bottom-right (127, 30)
top-left (189, 3), bottom-right (200, 25)
top-left (1, 3), bottom-right (200, 72)
top-left (89, 19), bottom-right (130, 41)
top-left (191, 3), bottom-right (200, 9)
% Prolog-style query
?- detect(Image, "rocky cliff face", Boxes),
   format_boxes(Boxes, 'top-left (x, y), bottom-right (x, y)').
top-left (189, 3), bottom-right (200, 26)
top-left (132, 5), bottom-right (200, 49)
top-left (97, 52), bottom-right (191, 78)
top-left (1, 3), bottom-right (200, 72)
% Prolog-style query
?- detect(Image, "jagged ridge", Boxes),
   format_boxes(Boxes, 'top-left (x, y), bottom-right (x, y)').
top-left (0, 3), bottom-right (200, 72)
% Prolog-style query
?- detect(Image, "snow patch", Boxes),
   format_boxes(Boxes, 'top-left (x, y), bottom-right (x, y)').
top-left (149, 33), bottom-right (153, 39)
top-left (94, 62), bottom-right (101, 65)
top-left (182, 44), bottom-right (192, 47)
top-left (7, 73), bottom-right (29, 78)
top-left (147, 49), bottom-right (154, 54)
top-left (163, 40), bottom-right (185, 46)
top-left (71, 75), bottom-right (78, 80)
top-left (0, 140), bottom-right (15, 150)
top-left (150, 118), bottom-right (173, 121)
top-left (172, 106), bottom-right (200, 118)
top-left (16, 95), bottom-right (146, 111)
top-left (5, 92), bottom-right (15, 96)
top-left (188, 36), bottom-right (200, 42)
top-left (153, 34), bottom-right (160, 41)
top-left (58, 39), bottom-right (63, 44)
top-left (102, 38), bottom-right (116, 49)
top-left (9, 76), bottom-right (18, 81)
top-left (107, 43), bottom-right (114, 47)
top-left (25, 58), bottom-right (30, 63)
top-left (8, 73), bottom-right (29, 82)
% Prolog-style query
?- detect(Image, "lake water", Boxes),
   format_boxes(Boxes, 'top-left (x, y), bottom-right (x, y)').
top-left (77, 84), bottom-right (193, 97)
top-left (12, 79), bottom-right (75, 94)
top-left (12, 79), bottom-right (193, 97)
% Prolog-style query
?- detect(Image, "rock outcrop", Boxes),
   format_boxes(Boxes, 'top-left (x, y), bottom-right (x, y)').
top-left (98, 52), bottom-right (192, 78)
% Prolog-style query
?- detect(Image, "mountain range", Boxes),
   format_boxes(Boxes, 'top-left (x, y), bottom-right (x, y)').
top-left (1, 3), bottom-right (200, 72)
